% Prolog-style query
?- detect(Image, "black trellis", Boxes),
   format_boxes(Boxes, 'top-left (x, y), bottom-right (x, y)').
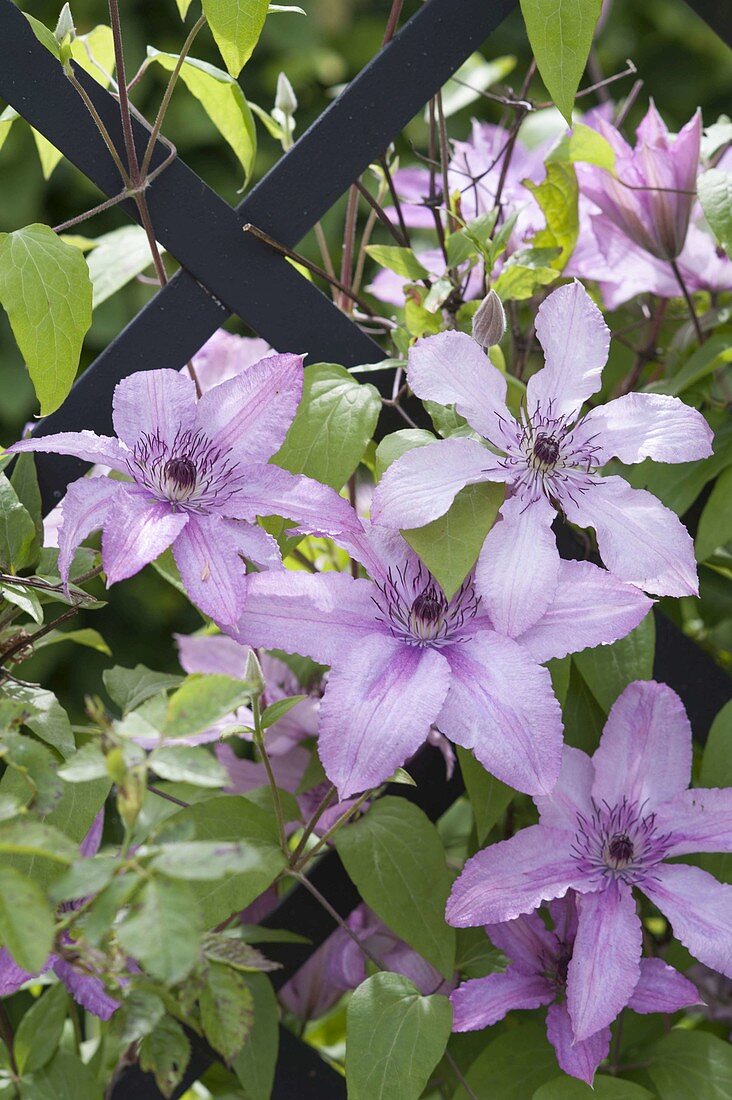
top-left (1, 1), bottom-right (730, 1096)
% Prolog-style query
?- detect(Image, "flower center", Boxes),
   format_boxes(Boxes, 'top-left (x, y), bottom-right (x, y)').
top-left (496, 400), bottom-right (602, 504)
top-left (571, 798), bottom-right (672, 886)
top-left (532, 433), bottom-right (561, 469)
top-left (373, 562), bottom-right (480, 649)
top-left (163, 456), bottom-right (198, 499)
top-left (128, 428), bottom-right (244, 513)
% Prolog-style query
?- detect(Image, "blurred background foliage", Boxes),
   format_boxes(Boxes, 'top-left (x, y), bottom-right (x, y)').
top-left (0, 0), bottom-right (729, 711)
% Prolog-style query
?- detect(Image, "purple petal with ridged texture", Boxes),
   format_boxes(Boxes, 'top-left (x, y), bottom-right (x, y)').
top-left (475, 494), bottom-right (559, 637)
top-left (641, 863), bottom-right (732, 978)
top-left (574, 393), bottom-right (713, 466)
top-left (112, 369), bottom-right (198, 449)
top-left (317, 634), bottom-right (451, 798)
top-left (527, 281), bottom-right (610, 420)
top-left (176, 632), bottom-right (251, 679)
top-left (451, 969), bottom-right (554, 1031)
top-left (446, 824), bottom-right (591, 927)
top-left (195, 353), bottom-right (303, 466)
top-left (57, 476), bottom-right (119, 586)
top-left (407, 330), bottom-right (510, 442)
top-left (102, 489), bottom-right (188, 585)
top-left (191, 330), bottom-right (273, 391)
top-left (438, 632), bottom-right (563, 796)
top-left (535, 746), bottom-right (595, 833)
top-left (172, 513), bottom-right (248, 627)
top-left (223, 517), bottom-right (282, 570)
top-left (7, 430), bottom-right (128, 472)
top-left (485, 911), bottom-right (556, 976)
top-left (79, 809), bottom-right (105, 859)
top-left (655, 788), bottom-right (732, 857)
top-left (628, 956), bottom-right (702, 1014)
top-left (222, 463), bottom-right (360, 541)
top-left (567, 880), bottom-right (642, 1041)
top-left (53, 958), bottom-right (119, 1019)
top-left (371, 436), bottom-right (501, 531)
top-left (591, 680), bottom-right (691, 809)
top-left (230, 570), bottom-right (376, 666)
top-left (546, 1001), bottom-right (610, 1086)
top-left (558, 474), bottom-right (699, 597)
top-left (515, 560), bottom-right (653, 663)
top-left (0, 947), bottom-right (37, 995)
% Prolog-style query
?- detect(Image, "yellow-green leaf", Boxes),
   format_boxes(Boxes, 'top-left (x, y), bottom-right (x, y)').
top-left (519, 0), bottom-right (603, 123)
top-left (202, 0), bottom-right (269, 77)
top-left (524, 161), bottom-right (579, 270)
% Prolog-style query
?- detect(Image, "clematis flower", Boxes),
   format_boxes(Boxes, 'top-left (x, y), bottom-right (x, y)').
top-left (451, 892), bottom-right (699, 1085)
top-left (578, 102), bottom-right (702, 262)
top-left (230, 520), bottom-right (651, 799)
top-left (190, 328), bottom-right (273, 392)
top-left (8, 363), bottom-right (359, 627)
top-left (0, 812), bottom-right (119, 1020)
top-left (447, 680), bottom-right (732, 1044)
top-left (372, 280), bottom-right (713, 633)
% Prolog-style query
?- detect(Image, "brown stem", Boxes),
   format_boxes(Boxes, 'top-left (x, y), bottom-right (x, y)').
top-left (289, 870), bottom-right (384, 971)
top-left (313, 221), bottom-right (338, 302)
top-left (107, 0), bottom-right (141, 184)
top-left (293, 788), bottom-right (372, 870)
top-left (148, 784), bottom-right (190, 808)
top-left (65, 69), bottom-right (132, 187)
top-left (339, 186), bottom-right (360, 313)
top-left (616, 298), bottom-right (667, 396)
top-left (353, 178), bottom-right (407, 247)
top-left (435, 91), bottom-right (454, 235)
top-left (382, 0), bottom-right (405, 44)
top-left (0, 605), bottom-right (80, 668)
top-left (379, 155), bottom-right (411, 247)
top-left (444, 1050), bottom-right (479, 1100)
top-left (289, 783), bottom-right (337, 864)
top-left (427, 98), bottom-right (449, 264)
top-left (54, 188), bottom-right (130, 233)
top-left (671, 259), bottom-right (705, 344)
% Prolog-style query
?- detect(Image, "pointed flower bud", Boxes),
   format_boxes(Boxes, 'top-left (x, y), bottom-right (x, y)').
top-left (275, 72), bottom-right (298, 118)
top-left (54, 3), bottom-right (76, 44)
top-left (472, 289), bottom-right (506, 348)
top-left (244, 648), bottom-right (266, 698)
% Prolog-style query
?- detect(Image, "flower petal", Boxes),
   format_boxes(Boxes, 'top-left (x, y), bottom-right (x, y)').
top-left (172, 513), bottom-right (248, 626)
top-left (371, 437), bottom-right (500, 531)
top-left (445, 824), bottom-right (589, 927)
top-left (450, 969), bottom-right (554, 1031)
top-left (591, 680), bottom-right (691, 809)
top-left (515, 560), bottom-right (654, 663)
top-left (224, 518), bottom-right (282, 570)
top-left (475, 494), bottom-right (560, 637)
top-left (191, 330), bottom-right (273, 391)
top-left (535, 746), bottom-right (595, 833)
top-left (567, 880), bottom-right (642, 1041)
top-left (558, 474), bottom-right (699, 596)
top-left (628, 956), bottom-right (702, 1014)
top-left (222, 463), bottom-right (360, 540)
top-left (8, 430), bottom-right (128, 472)
top-left (0, 947), bottom-right (37, 995)
top-left (527, 281), bottom-right (610, 420)
top-left (485, 911), bottom-right (557, 976)
top-left (57, 476), bottom-right (119, 586)
top-left (195, 353), bottom-right (304, 465)
top-left (102, 490), bottom-right (189, 586)
top-left (176, 632), bottom-right (251, 679)
top-left (52, 958), bottom-right (119, 1020)
top-left (112, 369), bottom-right (198, 449)
top-left (407, 330), bottom-right (510, 441)
top-left (655, 788), bottom-right (732, 858)
top-left (317, 635), bottom-right (451, 798)
top-left (231, 571), bottom-right (377, 666)
top-left (575, 393), bottom-right (713, 466)
top-left (545, 1001), bottom-right (610, 1087)
top-left (439, 632), bottom-right (563, 796)
top-left (641, 863), bottom-right (732, 979)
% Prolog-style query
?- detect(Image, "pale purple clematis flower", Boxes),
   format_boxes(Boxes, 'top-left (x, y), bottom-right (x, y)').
top-left (579, 102), bottom-right (702, 262)
top-left (372, 281), bottom-right (713, 631)
top-left (447, 680), bottom-right (732, 1044)
top-left (0, 811), bottom-right (119, 1020)
top-left (230, 520), bottom-right (651, 799)
top-left (8, 363), bottom-right (359, 627)
top-left (451, 892), bottom-right (699, 1085)
top-left (190, 329), bottom-right (273, 392)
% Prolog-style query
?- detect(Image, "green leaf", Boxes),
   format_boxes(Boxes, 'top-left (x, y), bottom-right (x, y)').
top-left (272, 362), bottom-right (381, 490)
top-left (166, 796), bottom-right (286, 925)
top-left (118, 876), bottom-right (203, 984)
top-left (562, 660), bottom-right (606, 754)
top-left (346, 973), bottom-right (452, 1100)
top-left (147, 50), bottom-right (256, 188)
top-left (11, 452), bottom-right (43, 552)
top-left (4, 684), bottom-right (75, 758)
top-left (151, 838), bottom-right (284, 882)
top-left (15, 983), bottom-right (68, 1074)
top-left (200, 961), bottom-right (255, 1060)
top-left (0, 582), bottom-right (43, 624)
top-left (84, 226), bottom-right (162, 309)
top-left (646, 1029), bottom-right (732, 1100)
top-left (455, 1021), bottom-right (559, 1100)
top-left (203, 932), bottom-right (279, 971)
top-left (519, 0), bottom-right (602, 122)
top-left (648, 334), bottom-right (732, 397)
top-left (698, 168), bottom-right (732, 255)
top-left (115, 989), bottom-right (166, 1044)
top-left (176, 0), bottom-right (194, 16)
top-left (533, 1078), bottom-right (654, 1099)
top-left (50, 853), bottom-right (117, 903)
top-left (701, 699), bottom-right (732, 788)
top-left (150, 746), bottom-right (229, 787)
top-left (163, 674), bottom-right (256, 739)
top-left (0, 731), bottom-right (63, 814)
top-left (493, 258), bottom-right (558, 300)
top-left (139, 1017), bottom-right (191, 1098)
top-left (0, 866), bottom-right (55, 972)
top-left (0, 225), bottom-right (92, 415)
top-left (365, 245), bottom-right (430, 281)
top-left (334, 797), bottom-right (455, 978)
top-left (58, 742), bottom-right (109, 783)
top-left (35, 627), bottom-right (111, 656)
top-left (231, 973), bottom-right (279, 1100)
top-left (201, 0), bottom-right (270, 77)
top-left (0, 820), bottom-right (76, 864)
top-left (547, 122), bottom-right (616, 170)
top-left (696, 465), bottom-right (732, 561)
top-left (524, 161), bottom-right (579, 270)
top-left (261, 695), bottom-right (307, 729)
top-left (0, 474), bottom-right (37, 573)
top-left (457, 747), bottom-right (514, 844)
top-left (573, 611), bottom-right (655, 713)
top-left (437, 53), bottom-right (517, 118)
top-left (103, 664), bottom-right (184, 716)
top-left (22, 1050), bottom-right (101, 1100)
top-left (0, 106), bottom-right (18, 154)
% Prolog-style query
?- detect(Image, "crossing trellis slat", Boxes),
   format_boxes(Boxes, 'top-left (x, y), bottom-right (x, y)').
top-left (0, 0), bottom-right (729, 1096)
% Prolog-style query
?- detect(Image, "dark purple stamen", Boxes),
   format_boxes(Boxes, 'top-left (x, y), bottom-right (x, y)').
top-left (164, 455), bottom-right (198, 493)
top-left (533, 433), bottom-right (560, 466)
top-left (411, 587), bottom-right (443, 624)
top-left (608, 832), bottom-right (634, 864)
